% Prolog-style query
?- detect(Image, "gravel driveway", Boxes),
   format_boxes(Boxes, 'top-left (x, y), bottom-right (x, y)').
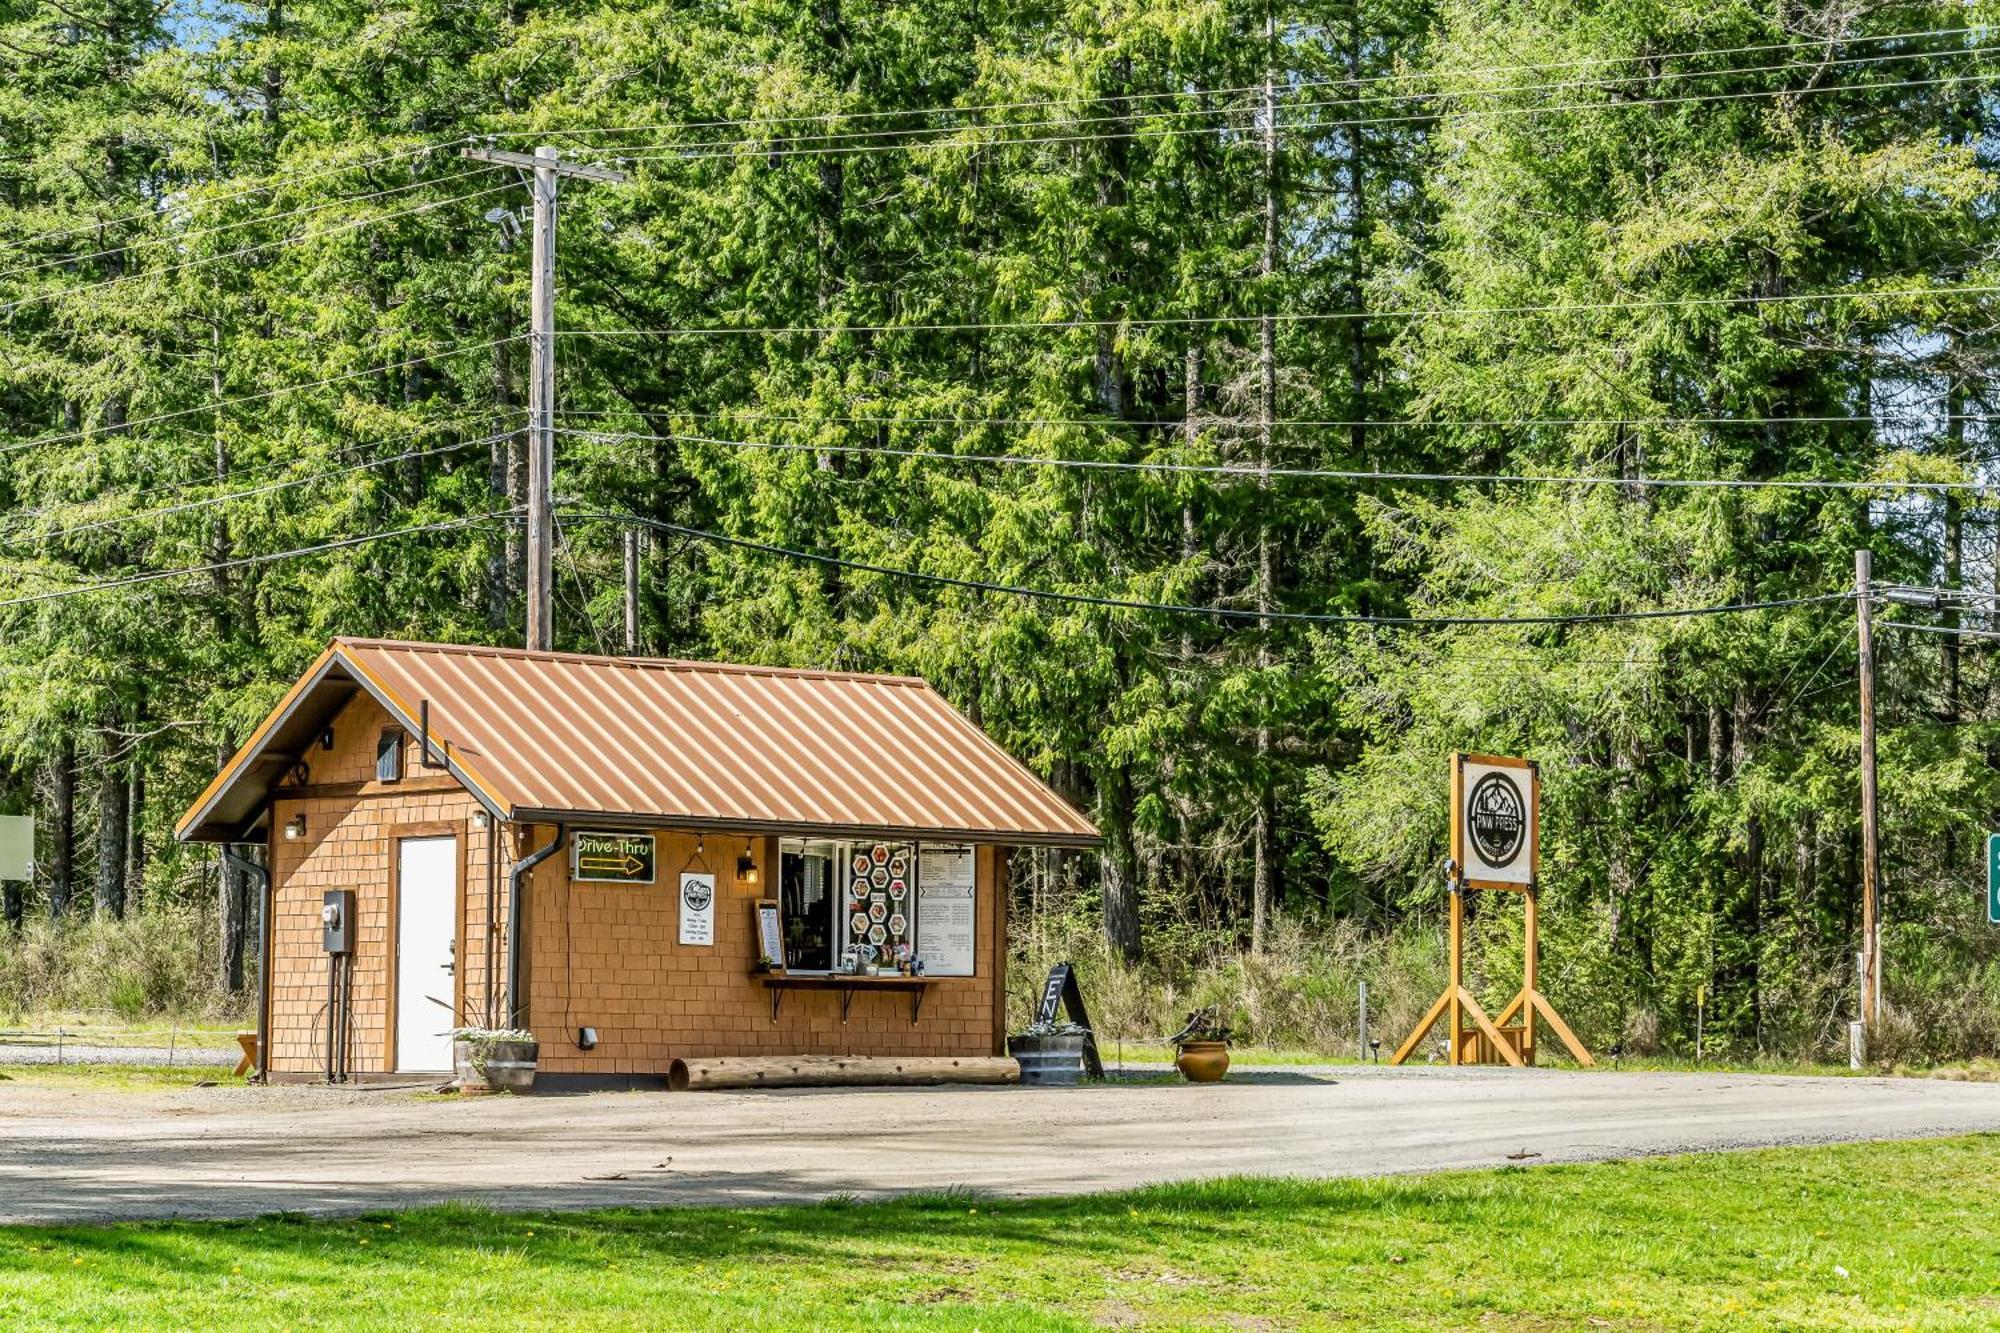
top-left (0, 1042), bottom-right (236, 1068)
top-left (3, 1064), bottom-right (1999, 1224)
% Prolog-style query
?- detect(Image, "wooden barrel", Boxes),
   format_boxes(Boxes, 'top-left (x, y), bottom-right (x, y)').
top-left (454, 1038), bottom-right (538, 1093)
top-left (1008, 1033), bottom-right (1087, 1085)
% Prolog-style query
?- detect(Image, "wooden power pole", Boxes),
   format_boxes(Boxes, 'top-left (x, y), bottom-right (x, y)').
top-left (1855, 548), bottom-right (1883, 1028)
top-left (462, 145), bottom-right (626, 652)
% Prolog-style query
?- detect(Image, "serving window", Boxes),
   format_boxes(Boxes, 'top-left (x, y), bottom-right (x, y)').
top-left (777, 838), bottom-right (974, 975)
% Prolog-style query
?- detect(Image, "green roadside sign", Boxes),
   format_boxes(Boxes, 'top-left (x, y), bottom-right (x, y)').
top-left (1989, 834), bottom-right (2000, 925)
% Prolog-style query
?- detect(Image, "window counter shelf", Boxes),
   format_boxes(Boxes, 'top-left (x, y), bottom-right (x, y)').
top-left (755, 972), bottom-right (948, 1025)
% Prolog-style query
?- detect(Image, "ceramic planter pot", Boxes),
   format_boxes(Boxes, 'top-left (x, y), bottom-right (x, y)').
top-left (1174, 1039), bottom-right (1230, 1083)
top-left (453, 1037), bottom-right (538, 1093)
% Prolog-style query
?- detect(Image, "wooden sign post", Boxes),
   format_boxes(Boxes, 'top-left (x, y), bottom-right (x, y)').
top-left (1390, 753), bottom-right (1593, 1068)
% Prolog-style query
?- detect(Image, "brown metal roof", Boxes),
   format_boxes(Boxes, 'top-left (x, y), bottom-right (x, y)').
top-left (176, 638), bottom-right (1099, 847)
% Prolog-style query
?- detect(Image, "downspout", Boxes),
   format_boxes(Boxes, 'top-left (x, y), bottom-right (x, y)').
top-left (506, 824), bottom-right (567, 1030)
top-left (221, 845), bottom-right (271, 1081)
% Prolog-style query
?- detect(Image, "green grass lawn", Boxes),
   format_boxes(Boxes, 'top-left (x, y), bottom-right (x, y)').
top-left (4, 1135), bottom-right (1997, 1329)
top-left (0, 1063), bottom-right (235, 1092)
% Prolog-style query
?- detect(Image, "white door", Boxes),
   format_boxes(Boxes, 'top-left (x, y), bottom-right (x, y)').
top-left (396, 836), bottom-right (458, 1072)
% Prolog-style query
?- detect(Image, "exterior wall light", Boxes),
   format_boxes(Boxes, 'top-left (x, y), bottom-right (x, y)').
top-left (471, 810), bottom-right (490, 831)
top-left (283, 814), bottom-right (306, 841)
top-left (736, 851), bottom-right (760, 886)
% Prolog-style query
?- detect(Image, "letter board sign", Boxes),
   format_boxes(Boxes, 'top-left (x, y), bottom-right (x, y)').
top-left (571, 830), bottom-right (656, 884)
top-left (1453, 754), bottom-right (1537, 888)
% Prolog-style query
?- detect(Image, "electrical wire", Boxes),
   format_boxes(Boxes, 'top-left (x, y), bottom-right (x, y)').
top-left (574, 509), bottom-right (1847, 627)
top-left (0, 183), bottom-right (515, 318)
top-left (574, 43), bottom-right (1999, 159)
top-left (0, 165), bottom-right (501, 285)
top-left (560, 280), bottom-right (2000, 341)
top-left (555, 405), bottom-right (2000, 432)
top-left (4, 430), bottom-right (516, 545)
top-left (1881, 619), bottom-right (2000, 641)
top-left (0, 405), bottom-right (515, 532)
top-left (562, 426), bottom-right (1999, 494)
top-left (0, 510), bottom-right (518, 610)
top-left (515, 25), bottom-right (1988, 140)
top-left (607, 71), bottom-right (1995, 165)
top-left (0, 335), bottom-right (526, 457)
top-left (0, 136), bottom-right (474, 262)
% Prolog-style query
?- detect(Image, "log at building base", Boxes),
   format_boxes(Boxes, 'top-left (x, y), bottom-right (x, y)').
top-left (668, 1054), bottom-right (1020, 1091)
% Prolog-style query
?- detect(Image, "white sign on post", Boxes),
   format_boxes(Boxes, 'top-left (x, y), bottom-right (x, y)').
top-left (917, 845), bottom-right (976, 976)
top-left (1457, 756), bottom-right (1537, 887)
top-left (0, 816), bottom-right (30, 882)
top-left (678, 871), bottom-right (716, 946)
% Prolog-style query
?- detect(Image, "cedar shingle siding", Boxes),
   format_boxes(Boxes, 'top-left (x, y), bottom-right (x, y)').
top-left (265, 694), bottom-right (1007, 1078)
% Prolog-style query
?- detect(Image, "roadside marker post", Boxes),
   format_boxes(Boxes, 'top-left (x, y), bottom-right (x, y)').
top-left (1988, 834), bottom-right (2000, 925)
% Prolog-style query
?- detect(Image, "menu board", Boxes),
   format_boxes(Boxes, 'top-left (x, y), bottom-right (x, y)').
top-left (917, 845), bottom-right (976, 977)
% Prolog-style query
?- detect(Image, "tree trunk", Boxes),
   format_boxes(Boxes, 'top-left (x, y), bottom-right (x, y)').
top-left (126, 757), bottom-right (145, 913)
top-left (49, 738), bottom-right (75, 921)
top-left (95, 717), bottom-right (130, 919)
top-left (1251, 15), bottom-right (1280, 952)
top-left (1099, 768), bottom-right (1142, 963)
top-left (217, 741), bottom-right (248, 992)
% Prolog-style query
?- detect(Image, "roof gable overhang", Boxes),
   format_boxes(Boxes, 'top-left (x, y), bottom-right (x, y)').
top-left (173, 645), bottom-right (507, 844)
top-left (177, 639), bottom-right (1101, 850)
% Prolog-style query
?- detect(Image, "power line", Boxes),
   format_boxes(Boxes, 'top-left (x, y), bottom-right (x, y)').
top-left (560, 280), bottom-right (2000, 342)
top-left (563, 427), bottom-right (1999, 495)
top-left (0, 510), bottom-right (517, 611)
top-left (577, 509), bottom-right (1847, 627)
top-left (0, 406), bottom-right (515, 532)
top-left (3, 430), bottom-right (516, 545)
top-left (606, 71), bottom-right (1993, 165)
top-left (0, 335), bottom-right (525, 457)
top-left (514, 25), bottom-right (1987, 141)
top-left (0, 136), bottom-right (474, 262)
top-left (575, 43), bottom-right (1997, 159)
top-left (0, 165), bottom-right (500, 286)
top-left (1881, 619), bottom-right (2000, 642)
top-left (555, 405), bottom-right (2000, 432)
top-left (0, 183), bottom-right (514, 318)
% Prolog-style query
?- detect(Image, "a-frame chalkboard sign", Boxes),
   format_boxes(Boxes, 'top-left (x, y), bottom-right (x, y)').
top-left (1034, 962), bottom-right (1105, 1078)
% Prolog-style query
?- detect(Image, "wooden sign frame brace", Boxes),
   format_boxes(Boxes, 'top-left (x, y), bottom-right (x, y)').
top-left (1390, 754), bottom-right (1593, 1068)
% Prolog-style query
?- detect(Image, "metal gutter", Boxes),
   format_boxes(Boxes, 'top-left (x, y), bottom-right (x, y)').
top-left (506, 824), bottom-right (567, 1029)
top-left (221, 845), bottom-right (272, 1081)
top-left (503, 806), bottom-right (1103, 850)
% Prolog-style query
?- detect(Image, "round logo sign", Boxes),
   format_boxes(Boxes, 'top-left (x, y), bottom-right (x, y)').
top-left (1467, 772), bottom-right (1527, 869)
top-left (681, 876), bottom-right (714, 912)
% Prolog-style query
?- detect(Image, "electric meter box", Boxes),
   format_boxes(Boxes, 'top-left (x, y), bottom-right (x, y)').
top-left (322, 889), bottom-right (356, 954)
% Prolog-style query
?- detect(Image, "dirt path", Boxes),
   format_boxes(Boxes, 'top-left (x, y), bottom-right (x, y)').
top-left (2, 1065), bottom-right (1997, 1224)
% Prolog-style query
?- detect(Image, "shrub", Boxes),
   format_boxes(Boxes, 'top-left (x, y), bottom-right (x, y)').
top-left (0, 908), bottom-right (251, 1025)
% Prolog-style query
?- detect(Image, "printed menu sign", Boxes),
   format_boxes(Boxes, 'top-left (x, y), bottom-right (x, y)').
top-left (917, 845), bottom-right (975, 977)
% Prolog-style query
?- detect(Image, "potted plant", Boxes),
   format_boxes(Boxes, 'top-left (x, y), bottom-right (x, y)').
top-left (1007, 1018), bottom-right (1093, 1086)
top-left (452, 1027), bottom-right (538, 1094)
top-left (1166, 1006), bottom-right (1233, 1083)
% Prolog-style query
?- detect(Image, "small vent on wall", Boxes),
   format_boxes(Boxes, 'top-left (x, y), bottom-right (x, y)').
top-left (376, 729), bottom-right (403, 783)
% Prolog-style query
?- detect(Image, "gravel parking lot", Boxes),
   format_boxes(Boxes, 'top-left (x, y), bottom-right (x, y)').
top-left (3, 1064), bottom-right (1998, 1224)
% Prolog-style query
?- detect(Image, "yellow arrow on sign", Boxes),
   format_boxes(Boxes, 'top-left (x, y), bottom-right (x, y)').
top-left (579, 854), bottom-right (646, 875)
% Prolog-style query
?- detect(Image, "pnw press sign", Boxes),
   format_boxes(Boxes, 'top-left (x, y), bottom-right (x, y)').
top-left (571, 830), bottom-right (656, 884)
top-left (1454, 754), bottom-right (1537, 887)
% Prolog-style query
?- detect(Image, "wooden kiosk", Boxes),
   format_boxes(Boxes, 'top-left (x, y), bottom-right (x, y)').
top-left (1391, 753), bottom-right (1593, 1068)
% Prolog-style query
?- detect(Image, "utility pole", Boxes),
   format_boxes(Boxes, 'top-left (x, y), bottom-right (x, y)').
top-left (622, 528), bottom-right (640, 655)
top-left (1855, 549), bottom-right (1883, 1029)
top-left (462, 144), bottom-right (626, 652)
